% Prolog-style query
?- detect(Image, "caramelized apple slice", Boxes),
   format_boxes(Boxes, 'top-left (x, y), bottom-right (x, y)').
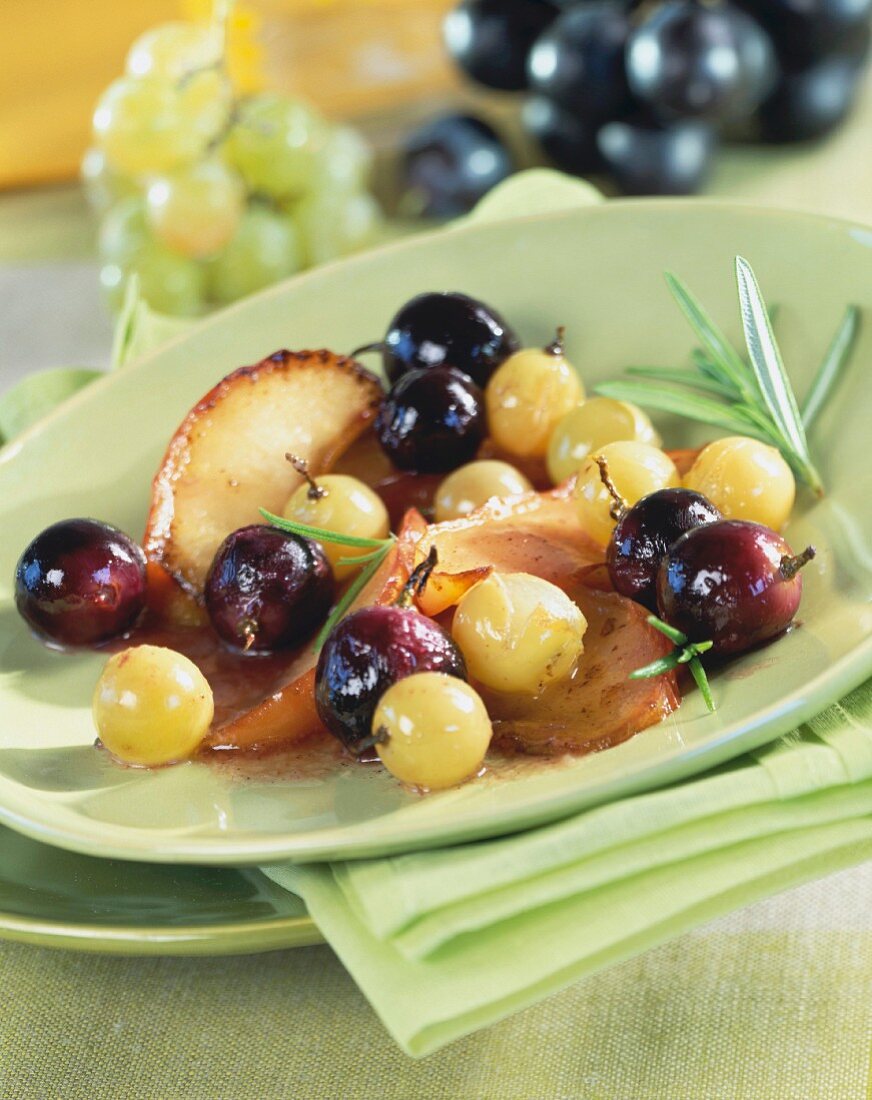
top-left (144, 349), bottom-right (383, 596)
top-left (483, 585), bottom-right (679, 755)
top-left (204, 489), bottom-right (679, 756)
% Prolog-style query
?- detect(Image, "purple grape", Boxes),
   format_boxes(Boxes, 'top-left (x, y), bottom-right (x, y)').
top-left (444, 0), bottom-right (560, 91)
top-left (527, 4), bottom-right (634, 123)
top-left (375, 366), bottom-right (486, 473)
top-left (378, 291), bottom-right (519, 387)
top-left (402, 114), bottom-right (515, 219)
top-left (607, 488), bottom-right (722, 611)
top-left (656, 520), bottom-right (815, 654)
top-left (732, 0), bottom-right (872, 65)
top-left (626, 1), bottom-right (776, 121)
top-left (204, 525), bottom-right (334, 653)
top-left (522, 96), bottom-right (602, 174)
top-left (315, 603), bottom-right (467, 750)
top-left (597, 116), bottom-right (717, 194)
top-left (15, 518), bottom-right (147, 647)
top-left (757, 52), bottom-right (866, 142)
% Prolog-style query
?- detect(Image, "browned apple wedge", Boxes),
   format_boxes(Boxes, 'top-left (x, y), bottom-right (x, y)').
top-left (144, 349), bottom-right (383, 597)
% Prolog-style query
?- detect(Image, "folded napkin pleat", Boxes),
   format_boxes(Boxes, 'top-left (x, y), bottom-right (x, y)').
top-left (262, 679), bottom-right (872, 1057)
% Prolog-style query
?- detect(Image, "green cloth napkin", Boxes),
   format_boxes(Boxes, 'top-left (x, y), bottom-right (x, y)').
top-left (262, 680), bottom-right (872, 1057)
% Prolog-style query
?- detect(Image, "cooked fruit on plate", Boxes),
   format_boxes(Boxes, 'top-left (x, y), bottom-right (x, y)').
top-left (15, 256), bottom-right (850, 792)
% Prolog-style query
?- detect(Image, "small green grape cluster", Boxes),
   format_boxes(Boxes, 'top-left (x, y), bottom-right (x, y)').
top-left (84, 19), bottom-right (383, 317)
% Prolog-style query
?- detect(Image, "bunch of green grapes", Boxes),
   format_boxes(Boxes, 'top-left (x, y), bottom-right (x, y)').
top-left (84, 19), bottom-right (383, 317)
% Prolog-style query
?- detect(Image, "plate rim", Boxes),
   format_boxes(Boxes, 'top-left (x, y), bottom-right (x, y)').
top-left (0, 907), bottom-right (322, 955)
top-left (1, 197), bottom-right (871, 865)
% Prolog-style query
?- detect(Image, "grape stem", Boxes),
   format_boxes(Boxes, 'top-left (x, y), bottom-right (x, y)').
top-left (779, 545), bottom-right (816, 580)
top-left (356, 725), bottom-right (390, 755)
top-left (396, 546), bottom-right (439, 609)
top-left (594, 455), bottom-right (628, 521)
top-left (286, 452), bottom-right (327, 500)
top-left (545, 326), bottom-right (566, 357)
top-left (350, 341), bottom-right (384, 359)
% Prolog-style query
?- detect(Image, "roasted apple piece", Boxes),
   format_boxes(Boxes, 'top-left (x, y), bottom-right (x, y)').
top-left (144, 349), bottom-right (383, 596)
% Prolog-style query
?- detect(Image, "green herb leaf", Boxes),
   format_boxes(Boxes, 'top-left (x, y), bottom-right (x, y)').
top-left (629, 651), bottom-right (682, 679)
top-left (689, 656), bottom-right (716, 712)
top-left (734, 256), bottom-right (823, 495)
top-left (645, 615), bottom-right (688, 646)
top-left (801, 304), bottom-right (860, 429)
top-left (665, 270), bottom-right (757, 402)
top-left (631, 618), bottom-right (716, 711)
top-left (336, 545), bottom-right (392, 567)
top-left (261, 508), bottom-right (394, 550)
top-left (313, 543), bottom-right (392, 651)
top-left (624, 365), bottom-right (737, 399)
top-left (595, 380), bottom-right (771, 441)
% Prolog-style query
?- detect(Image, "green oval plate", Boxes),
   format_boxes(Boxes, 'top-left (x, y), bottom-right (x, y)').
top-left (1, 199), bottom-right (871, 867)
top-left (0, 822), bottom-right (321, 954)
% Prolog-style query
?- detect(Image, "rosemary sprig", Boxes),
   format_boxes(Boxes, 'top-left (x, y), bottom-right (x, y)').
top-left (597, 257), bottom-right (862, 497)
top-left (631, 616), bottom-right (715, 713)
top-left (800, 304), bottom-right (859, 429)
top-left (260, 508), bottom-right (396, 650)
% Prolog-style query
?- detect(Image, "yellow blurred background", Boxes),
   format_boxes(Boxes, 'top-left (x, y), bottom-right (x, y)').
top-left (0, 0), bottom-right (457, 190)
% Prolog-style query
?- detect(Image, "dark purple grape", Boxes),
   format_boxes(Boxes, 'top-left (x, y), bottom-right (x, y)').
top-left (204, 526), bottom-right (333, 653)
top-left (444, 0), bottom-right (560, 91)
top-left (656, 519), bottom-right (815, 655)
top-left (15, 518), bottom-right (147, 647)
top-left (757, 53), bottom-right (865, 142)
top-left (375, 366), bottom-right (486, 473)
top-left (607, 488), bottom-right (722, 611)
top-left (527, 4), bottom-right (634, 122)
top-left (732, 0), bottom-right (872, 65)
top-left (522, 96), bottom-right (602, 174)
top-left (315, 604), bottom-right (467, 750)
top-left (379, 291), bottom-right (519, 387)
top-left (401, 114), bottom-right (514, 220)
top-left (597, 116), bottom-right (717, 194)
top-left (626, 1), bottom-right (776, 121)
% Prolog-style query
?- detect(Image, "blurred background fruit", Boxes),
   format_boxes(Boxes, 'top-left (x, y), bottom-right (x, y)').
top-left (0, 0), bottom-right (871, 327)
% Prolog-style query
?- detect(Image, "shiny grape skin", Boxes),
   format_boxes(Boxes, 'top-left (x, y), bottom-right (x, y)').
top-left (375, 366), bottom-right (486, 474)
top-left (626, 1), bottom-right (776, 121)
top-left (527, 3), bottom-right (634, 123)
top-left (732, 0), bottom-right (872, 65)
top-left (444, 0), bottom-right (560, 91)
top-left (607, 488), bottom-right (722, 611)
top-left (757, 52), bottom-right (866, 142)
top-left (382, 291), bottom-right (519, 387)
top-left (204, 525), bottom-right (334, 653)
top-left (656, 520), bottom-right (808, 655)
top-left (15, 518), bottom-right (147, 647)
top-left (597, 117), bottom-right (717, 194)
top-left (522, 96), bottom-right (602, 175)
top-left (401, 114), bottom-right (515, 220)
top-left (315, 604), bottom-right (468, 750)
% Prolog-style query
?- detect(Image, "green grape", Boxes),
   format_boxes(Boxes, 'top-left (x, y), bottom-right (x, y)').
top-left (97, 197), bottom-right (150, 266)
top-left (206, 205), bottom-right (302, 304)
top-left (101, 241), bottom-right (205, 316)
top-left (125, 21), bottom-right (223, 80)
top-left (146, 159), bottom-right (244, 258)
top-left (223, 95), bottom-right (329, 200)
top-left (92, 75), bottom-right (228, 176)
top-left (312, 125), bottom-right (374, 194)
top-left (80, 147), bottom-right (139, 213)
top-left (294, 190), bottom-right (382, 266)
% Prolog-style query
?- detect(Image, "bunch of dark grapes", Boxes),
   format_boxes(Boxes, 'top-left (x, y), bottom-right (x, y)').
top-left (410, 0), bottom-right (871, 202)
